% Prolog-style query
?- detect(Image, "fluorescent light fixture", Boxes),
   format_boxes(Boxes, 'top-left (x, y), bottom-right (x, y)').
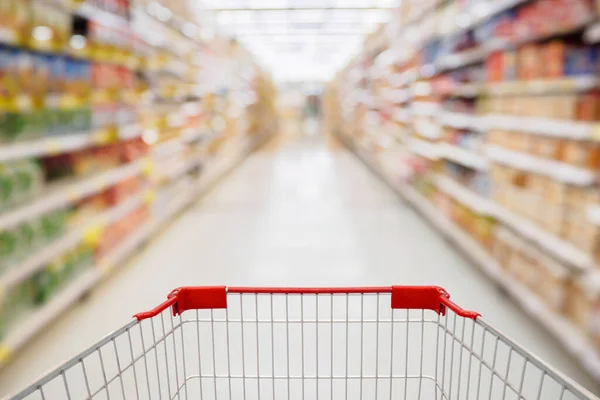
top-left (32, 26), bottom-right (53, 41)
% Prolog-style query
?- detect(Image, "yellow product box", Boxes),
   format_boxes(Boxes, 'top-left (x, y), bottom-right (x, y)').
top-left (535, 251), bottom-right (569, 313)
top-left (565, 273), bottom-right (600, 344)
top-left (544, 180), bottom-right (567, 205)
top-left (553, 95), bottom-right (577, 120)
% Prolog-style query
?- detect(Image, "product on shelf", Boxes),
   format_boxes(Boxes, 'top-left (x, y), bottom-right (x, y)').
top-left (0, 207), bottom-right (71, 273)
top-left (327, 0), bottom-right (600, 379)
top-left (566, 272), bottom-right (600, 351)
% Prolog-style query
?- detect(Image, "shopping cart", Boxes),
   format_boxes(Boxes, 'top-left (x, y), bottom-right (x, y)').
top-left (8, 286), bottom-right (599, 400)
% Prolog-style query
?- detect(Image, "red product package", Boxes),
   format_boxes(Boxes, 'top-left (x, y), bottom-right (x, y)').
top-left (486, 52), bottom-right (504, 82)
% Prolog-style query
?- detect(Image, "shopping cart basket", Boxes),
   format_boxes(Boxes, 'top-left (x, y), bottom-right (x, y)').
top-left (9, 286), bottom-right (599, 400)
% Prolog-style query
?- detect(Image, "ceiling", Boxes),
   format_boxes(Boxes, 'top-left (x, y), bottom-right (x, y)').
top-left (197, 0), bottom-right (397, 82)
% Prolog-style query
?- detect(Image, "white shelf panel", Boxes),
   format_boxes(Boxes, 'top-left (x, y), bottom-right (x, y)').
top-left (392, 108), bottom-right (411, 123)
top-left (342, 138), bottom-right (600, 383)
top-left (0, 159), bottom-right (146, 232)
top-left (410, 139), bottom-right (440, 160)
top-left (411, 102), bottom-right (439, 117)
top-left (440, 143), bottom-right (488, 170)
top-left (0, 124), bottom-right (142, 164)
top-left (485, 76), bottom-right (598, 95)
top-left (485, 114), bottom-right (594, 140)
top-left (439, 112), bottom-right (484, 131)
top-left (435, 175), bottom-right (495, 215)
top-left (486, 145), bottom-right (595, 186)
top-left (0, 192), bottom-right (148, 292)
top-left (403, 186), bottom-right (600, 384)
top-left (0, 135), bottom-right (268, 365)
top-left (493, 203), bottom-right (591, 271)
top-left (586, 205), bottom-right (600, 226)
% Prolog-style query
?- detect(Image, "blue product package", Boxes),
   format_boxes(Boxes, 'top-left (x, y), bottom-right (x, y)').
top-left (565, 47), bottom-right (600, 76)
top-left (46, 54), bottom-right (64, 94)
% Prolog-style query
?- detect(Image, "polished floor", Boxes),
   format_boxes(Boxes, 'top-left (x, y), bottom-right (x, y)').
top-left (1, 129), bottom-right (599, 397)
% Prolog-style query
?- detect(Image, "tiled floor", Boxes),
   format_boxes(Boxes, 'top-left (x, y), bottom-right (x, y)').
top-left (1, 131), bottom-right (598, 397)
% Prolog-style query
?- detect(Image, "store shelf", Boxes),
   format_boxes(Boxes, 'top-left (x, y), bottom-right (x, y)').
top-left (440, 143), bottom-right (488, 170)
top-left (435, 175), bottom-right (496, 215)
top-left (444, 0), bottom-right (529, 37)
top-left (0, 135), bottom-right (269, 367)
top-left (411, 102), bottom-right (439, 117)
top-left (493, 203), bottom-right (591, 271)
top-left (152, 138), bottom-right (185, 159)
top-left (485, 114), bottom-right (595, 140)
top-left (437, 46), bottom-right (487, 71)
top-left (410, 139), bottom-right (440, 160)
top-left (392, 108), bottom-right (411, 123)
top-left (414, 119), bottom-right (441, 139)
top-left (584, 21), bottom-right (600, 43)
top-left (486, 16), bottom-right (595, 53)
top-left (0, 124), bottom-right (142, 164)
top-left (439, 111), bottom-right (484, 130)
top-left (0, 191), bottom-right (147, 293)
top-left (486, 145), bottom-right (595, 185)
top-left (485, 76), bottom-right (599, 95)
top-left (404, 186), bottom-right (600, 383)
top-left (383, 88), bottom-right (412, 104)
top-left (341, 135), bottom-right (600, 383)
top-left (444, 83), bottom-right (483, 97)
top-left (586, 205), bottom-right (600, 225)
top-left (0, 159), bottom-right (147, 232)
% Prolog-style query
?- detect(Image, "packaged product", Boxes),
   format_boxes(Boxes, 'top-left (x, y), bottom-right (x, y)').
top-left (486, 52), bottom-right (504, 82)
top-left (0, 228), bottom-right (18, 272)
top-left (518, 45), bottom-right (541, 81)
top-left (566, 272), bottom-right (600, 350)
top-left (503, 51), bottom-right (517, 81)
top-left (12, 159), bottom-right (43, 204)
top-left (543, 41), bottom-right (565, 78)
top-left (0, 162), bottom-right (15, 211)
top-left (39, 208), bottom-right (70, 242)
top-left (562, 140), bottom-right (600, 168)
top-left (565, 47), bottom-right (600, 76)
top-left (32, 263), bottom-right (60, 305)
top-left (535, 251), bottom-right (569, 312)
top-left (531, 136), bottom-right (560, 159)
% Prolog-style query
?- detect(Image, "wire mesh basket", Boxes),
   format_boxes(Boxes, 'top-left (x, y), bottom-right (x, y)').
top-left (9, 286), bottom-right (598, 399)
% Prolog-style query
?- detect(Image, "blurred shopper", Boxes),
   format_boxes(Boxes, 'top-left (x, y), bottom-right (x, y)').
top-left (304, 93), bottom-right (322, 135)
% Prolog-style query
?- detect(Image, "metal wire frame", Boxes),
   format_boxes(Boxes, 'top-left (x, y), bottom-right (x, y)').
top-left (9, 292), bottom-right (598, 400)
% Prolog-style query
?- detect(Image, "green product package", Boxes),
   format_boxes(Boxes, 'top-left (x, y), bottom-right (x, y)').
top-left (0, 229), bottom-right (17, 271)
top-left (0, 164), bottom-right (14, 211)
top-left (33, 262), bottom-right (62, 305)
top-left (40, 208), bottom-right (68, 242)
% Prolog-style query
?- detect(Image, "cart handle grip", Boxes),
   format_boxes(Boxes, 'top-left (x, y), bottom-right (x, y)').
top-left (134, 286), bottom-right (480, 321)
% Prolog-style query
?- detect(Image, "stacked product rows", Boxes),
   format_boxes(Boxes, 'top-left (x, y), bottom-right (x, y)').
top-left (0, 0), bottom-right (277, 366)
top-left (327, 0), bottom-right (600, 382)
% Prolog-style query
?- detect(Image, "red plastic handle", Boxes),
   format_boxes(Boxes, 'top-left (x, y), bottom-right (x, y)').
top-left (134, 286), bottom-right (479, 321)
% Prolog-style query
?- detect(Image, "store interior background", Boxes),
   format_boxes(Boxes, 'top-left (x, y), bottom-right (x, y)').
top-left (2, 0), bottom-right (600, 398)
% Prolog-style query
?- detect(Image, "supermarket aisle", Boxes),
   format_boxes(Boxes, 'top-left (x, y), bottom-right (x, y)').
top-left (1, 131), bottom-right (599, 396)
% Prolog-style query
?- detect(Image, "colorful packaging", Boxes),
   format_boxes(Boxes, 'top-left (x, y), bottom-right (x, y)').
top-left (565, 47), bottom-right (600, 76)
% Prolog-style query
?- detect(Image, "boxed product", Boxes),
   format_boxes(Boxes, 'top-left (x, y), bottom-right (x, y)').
top-left (566, 272), bottom-right (600, 350)
top-left (535, 251), bottom-right (570, 312)
top-left (542, 41), bottom-right (566, 78)
top-left (565, 47), bottom-right (600, 76)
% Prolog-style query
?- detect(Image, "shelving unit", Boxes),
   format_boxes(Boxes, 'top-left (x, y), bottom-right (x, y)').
top-left (0, 0), bottom-right (277, 365)
top-left (328, 0), bottom-right (600, 383)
